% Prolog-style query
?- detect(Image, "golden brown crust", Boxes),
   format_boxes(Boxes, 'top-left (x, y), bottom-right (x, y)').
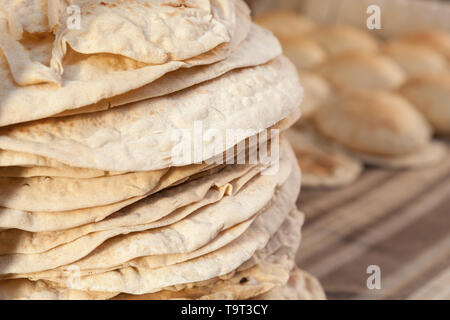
top-left (382, 41), bottom-right (448, 77)
top-left (313, 90), bottom-right (432, 156)
top-left (395, 29), bottom-right (450, 59)
top-left (254, 11), bottom-right (316, 39)
top-left (316, 51), bottom-right (406, 90)
top-left (312, 25), bottom-right (379, 56)
top-left (280, 37), bottom-right (327, 70)
top-left (400, 73), bottom-right (450, 133)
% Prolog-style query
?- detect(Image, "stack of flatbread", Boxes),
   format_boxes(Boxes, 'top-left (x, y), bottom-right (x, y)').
top-left (256, 11), bottom-right (450, 189)
top-left (0, 0), bottom-right (324, 300)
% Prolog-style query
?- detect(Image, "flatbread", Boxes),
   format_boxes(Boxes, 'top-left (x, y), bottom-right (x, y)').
top-left (295, 71), bottom-right (330, 120)
top-left (313, 90), bottom-right (432, 156)
top-left (50, 1), bottom-right (235, 68)
top-left (0, 0), bottom-right (251, 126)
top-left (254, 11), bottom-right (316, 39)
top-left (25, 147), bottom-right (298, 281)
top-left (0, 216), bottom-right (301, 300)
top-left (0, 119), bottom-right (291, 232)
top-left (311, 25), bottom-right (379, 56)
top-left (0, 56), bottom-right (302, 172)
top-left (0, 149), bottom-right (79, 168)
top-left (350, 141), bottom-right (447, 169)
top-left (383, 41), bottom-right (448, 77)
top-left (0, 171), bottom-right (301, 299)
top-left (280, 37), bottom-right (326, 70)
top-left (56, 23), bottom-right (282, 119)
top-left (312, 90), bottom-right (444, 169)
top-left (0, 164), bottom-right (260, 254)
top-left (113, 210), bottom-right (303, 300)
top-left (316, 51), bottom-right (406, 91)
top-left (42, 203), bottom-right (302, 295)
top-left (394, 30), bottom-right (450, 60)
top-left (0, 165), bottom-right (122, 179)
top-left (0, 163), bottom-right (197, 212)
top-left (252, 267), bottom-right (326, 300)
top-left (286, 126), bottom-right (362, 188)
top-left (0, 278), bottom-right (116, 300)
top-left (399, 73), bottom-right (450, 134)
top-left (0, 140), bottom-right (298, 275)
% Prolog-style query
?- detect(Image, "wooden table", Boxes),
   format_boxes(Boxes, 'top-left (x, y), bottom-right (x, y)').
top-left (295, 148), bottom-right (450, 300)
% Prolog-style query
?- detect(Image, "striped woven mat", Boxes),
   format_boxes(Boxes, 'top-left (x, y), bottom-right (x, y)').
top-left (295, 143), bottom-right (450, 300)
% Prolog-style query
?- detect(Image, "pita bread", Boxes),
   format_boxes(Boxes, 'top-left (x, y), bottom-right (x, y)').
top-left (42, 203), bottom-right (302, 295)
top-left (0, 121), bottom-right (289, 232)
top-left (0, 194), bottom-right (153, 233)
top-left (0, 89), bottom-right (295, 174)
top-left (280, 37), bottom-right (327, 70)
top-left (400, 73), bottom-right (450, 134)
top-left (0, 0), bottom-right (50, 35)
top-left (1, 0), bottom-right (239, 82)
top-left (0, 56), bottom-right (302, 172)
top-left (316, 52), bottom-right (406, 91)
top-left (311, 25), bottom-right (379, 56)
top-left (295, 71), bottom-right (330, 120)
top-left (56, 23), bottom-right (282, 118)
top-left (0, 214), bottom-right (301, 300)
top-left (0, 163), bottom-right (198, 212)
top-left (0, 19), bottom-right (61, 86)
top-left (50, 1), bottom-right (235, 68)
top-left (0, 96), bottom-right (288, 180)
top-left (254, 11), bottom-right (316, 40)
top-left (0, 1), bottom-right (306, 301)
top-left (0, 166), bottom-right (123, 179)
top-left (236, 206), bottom-right (303, 275)
top-left (350, 141), bottom-right (447, 169)
top-left (27, 147), bottom-right (298, 280)
top-left (0, 164), bottom-right (260, 255)
top-left (0, 140), bottom-right (298, 275)
top-left (25, 165), bottom-right (298, 285)
top-left (383, 41), bottom-right (448, 77)
top-left (113, 209), bottom-right (303, 300)
top-left (394, 30), bottom-right (450, 60)
top-left (0, 149), bottom-right (79, 168)
top-left (252, 267), bottom-right (326, 300)
top-left (286, 126), bottom-right (362, 188)
top-left (0, 0), bottom-right (251, 126)
top-left (313, 90), bottom-right (432, 156)
top-left (0, 278), bottom-right (116, 300)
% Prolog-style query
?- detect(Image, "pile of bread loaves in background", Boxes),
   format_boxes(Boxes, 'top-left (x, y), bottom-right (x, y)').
top-left (256, 11), bottom-right (450, 188)
top-left (0, 0), bottom-right (326, 300)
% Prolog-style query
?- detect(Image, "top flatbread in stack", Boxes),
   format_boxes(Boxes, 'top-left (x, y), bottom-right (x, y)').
top-left (0, 0), bottom-right (314, 300)
top-left (0, 0), bottom-right (249, 125)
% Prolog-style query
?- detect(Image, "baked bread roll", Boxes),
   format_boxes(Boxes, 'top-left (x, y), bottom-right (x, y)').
top-left (400, 73), bottom-right (450, 134)
top-left (253, 267), bottom-right (326, 300)
top-left (286, 126), bottom-right (363, 188)
top-left (255, 11), bottom-right (316, 39)
top-left (312, 25), bottom-right (379, 56)
top-left (317, 52), bottom-right (406, 90)
top-left (313, 90), bottom-right (431, 156)
top-left (395, 30), bottom-right (450, 60)
top-left (296, 71), bottom-right (331, 119)
top-left (383, 41), bottom-right (448, 77)
top-left (281, 37), bottom-right (327, 70)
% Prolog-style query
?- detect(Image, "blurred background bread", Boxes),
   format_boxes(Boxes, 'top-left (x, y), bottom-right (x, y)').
top-left (311, 25), bottom-right (379, 55)
top-left (400, 73), bottom-right (450, 134)
top-left (313, 90), bottom-right (432, 156)
top-left (316, 51), bottom-right (406, 90)
top-left (247, 0), bottom-right (450, 301)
